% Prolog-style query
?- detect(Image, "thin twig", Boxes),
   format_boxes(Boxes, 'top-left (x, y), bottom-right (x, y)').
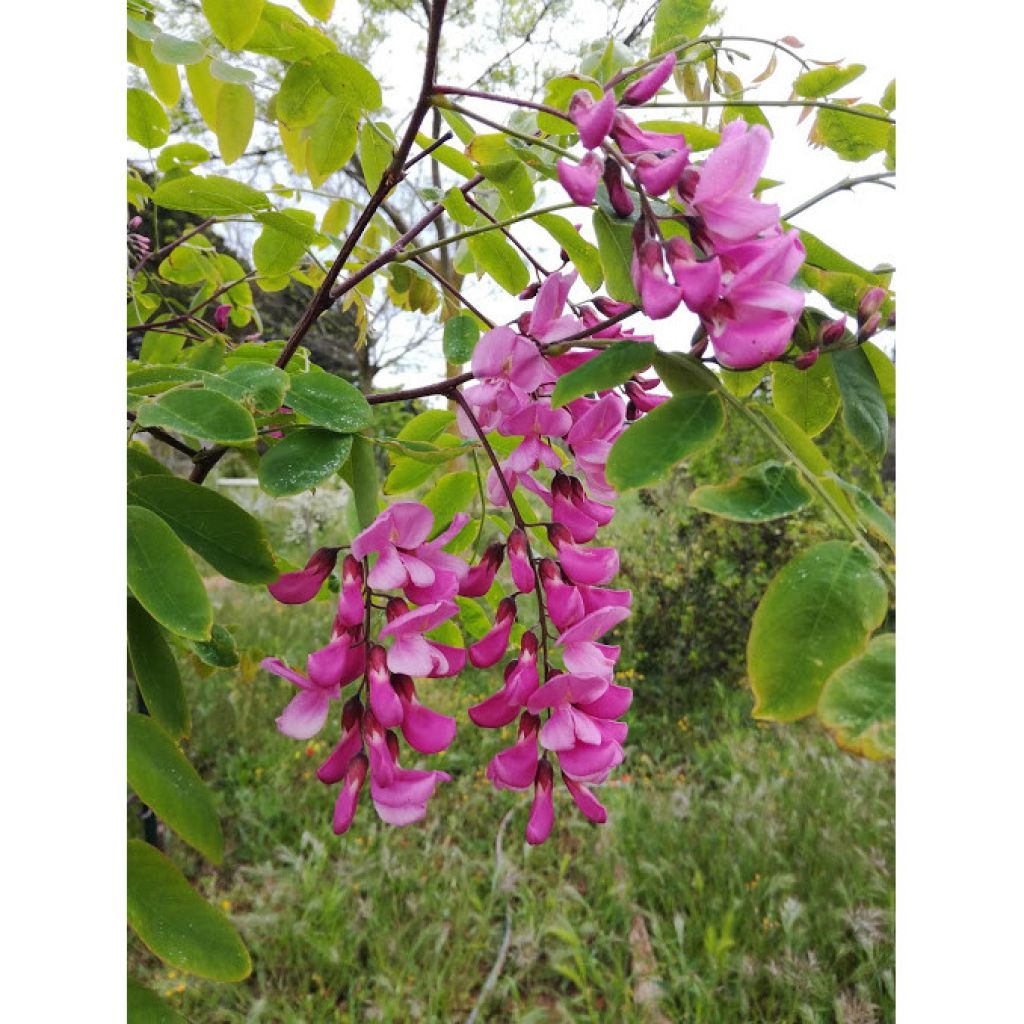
top-left (126, 412), bottom-right (199, 459)
top-left (366, 372), bottom-right (474, 405)
top-left (131, 217), bottom-right (216, 279)
top-left (783, 171), bottom-right (895, 220)
top-left (403, 130), bottom-right (454, 172)
top-left (643, 98), bottom-right (895, 123)
top-left (410, 257), bottom-right (495, 328)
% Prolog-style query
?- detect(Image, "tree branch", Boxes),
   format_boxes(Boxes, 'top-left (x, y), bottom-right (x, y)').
top-left (783, 171), bottom-right (895, 220)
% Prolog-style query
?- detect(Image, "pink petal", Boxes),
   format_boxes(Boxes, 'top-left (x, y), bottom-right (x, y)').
top-left (261, 657), bottom-right (312, 691)
top-left (571, 89), bottom-right (616, 149)
top-left (267, 547), bottom-right (339, 604)
top-left (468, 688), bottom-right (520, 728)
top-left (577, 683), bottom-right (633, 719)
top-left (332, 754), bottom-right (368, 834)
top-left (557, 152), bottom-right (602, 206)
top-left (558, 543), bottom-right (620, 586)
top-left (622, 52), bottom-right (676, 105)
top-left (526, 762), bottom-right (555, 844)
top-left (367, 543), bottom-right (407, 590)
top-left (562, 772), bottom-right (608, 823)
top-left (276, 689), bottom-right (331, 740)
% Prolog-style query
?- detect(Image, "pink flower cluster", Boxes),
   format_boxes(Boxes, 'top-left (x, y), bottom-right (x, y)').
top-left (555, 53), bottom-right (806, 370)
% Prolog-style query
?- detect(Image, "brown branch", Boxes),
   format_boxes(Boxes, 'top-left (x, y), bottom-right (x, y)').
top-left (127, 412), bottom-right (199, 459)
top-left (411, 257), bottom-right (495, 328)
top-left (366, 371), bottom-right (473, 405)
top-left (465, 195), bottom-right (550, 277)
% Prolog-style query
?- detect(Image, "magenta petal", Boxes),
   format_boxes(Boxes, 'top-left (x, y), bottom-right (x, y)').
top-left (539, 706), bottom-right (576, 751)
top-left (558, 740), bottom-right (624, 783)
top-left (386, 635), bottom-right (436, 678)
top-left (306, 640), bottom-right (355, 690)
top-left (572, 89), bottom-right (616, 149)
top-left (635, 148), bottom-right (689, 197)
top-left (317, 727), bottom-right (363, 784)
top-left (557, 605), bottom-right (630, 645)
top-left (267, 547), bottom-right (338, 604)
top-left (577, 683), bottom-right (633, 719)
top-left (332, 755), bottom-right (368, 834)
top-left (426, 642), bottom-right (467, 677)
top-left (276, 689), bottom-right (331, 740)
top-left (487, 736), bottom-right (539, 791)
top-left (261, 657), bottom-right (312, 691)
top-left (468, 616), bottom-right (515, 668)
top-left (557, 152), bottom-right (602, 206)
top-left (558, 543), bottom-right (620, 586)
top-left (508, 529), bottom-right (536, 593)
top-left (468, 689), bottom-right (520, 728)
top-left (526, 762), bottom-right (555, 845)
top-left (367, 543), bottom-right (407, 590)
top-left (622, 52), bottom-right (676, 105)
top-left (401, 701), bottom-right (456, 754)
top-left (370, 768), bottom-right (450, 826)
top-left (369, 674), bottom-right (403, 728)
top-left (562, 772), bottom-right (608, 823)
top-left (379, 600), bottom-right (458, 639)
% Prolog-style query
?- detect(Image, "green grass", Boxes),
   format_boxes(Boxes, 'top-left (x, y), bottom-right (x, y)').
top-left (130, 583), bottom-right (894, 1023)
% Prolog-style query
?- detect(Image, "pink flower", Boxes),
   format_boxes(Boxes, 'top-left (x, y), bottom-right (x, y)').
top-left (366, 643), bottom-right (403, 727)
top-left (507, 529), bottom-right (536, 593)
top-left (471, 325), bottom-right (549, 391)
top-left (569, 89), bottom-right (616, 149)
top-left (268, 547), bottom-right (339, 604)
top-left (557, 151), bottom-right (603, 206)
top-left (561, 771), bottom-right (608, 823)
top-left (392, 674), bottom-right (456, 754)
top-left (317, 696), bottom-right (364, 784)
top-left (548, 524), bottom-right (620, 586)
top-left (622, 53), bottom-right (676, 105)
top-left (666, 237), bottom-right (722, 315)
top-left (468, 596), bottom-right (518, 668)
top-left (379, 599), bottom-right (464, 678)
top-left (459, 542), bottom-right (505, 597)
top-left (526, 760), bottom-right (555, 844)
top-left (262, 656), bottom-right (340, 740)
top-left (539, 558), bottom-right (585, 631)
top-left (336, 555), bottom-right (365, 627)
top-left (634, 147), bottom-right (690, 197)
top-left (690, 121), bottom-right (780, 243)
top-left (332, 753), bottom-right (368, 834)
top-left (523, 271), bottom-right (580, 344)
top-left (632, 237), bottom-right (683, 321)
top-left (213, 304), bottom-right (232, 331)
top-left (611, 114), bottom-right (686, 157)
top-left (487, 712), bottom-right (541, 790)
top-left (602, 158), bottom-right (635, 217)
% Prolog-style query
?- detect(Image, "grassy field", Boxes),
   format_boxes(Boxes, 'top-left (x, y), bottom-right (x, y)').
top-left (129, 573), bottom-right (894, 1023)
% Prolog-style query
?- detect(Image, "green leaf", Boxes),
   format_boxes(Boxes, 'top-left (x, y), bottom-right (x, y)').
top-left (245, 2), bottom-right (334, 62)
top-left (480, 160), bottom-right (535, 214)
top-left (443, 314), bottom-right (480, 365)
top-left (862, 342), bottom-right (895, 417)
top-left (551, 342), bottom-right (652, 408)
top-left (720, 366), bottom-right (765, 397)
top-left (286, 372), bottom-right (371, 432)
top-left (128, 475), bottom-right (278, 584)
top-left (831, 348), bottom-right (889, 460)
top-left (127, 17), bottom-right (162, 42)
top-left (359, 121), bottom-right (394, 191)
top-left (127, 713), bottom-right (224, 862)
top-left (770, 357), bottom-right (841, 437)
top-left (422, 472), bottom-right (477, 537)
top-left (799, 265), bottom-right (885, 317)
top-left (813, 104), bottom-right (890, 162)
top-left (185, 59), bottom-right (222, 131)
top-left (793, 226), bottom-right (891, 288)
top-left (127, 840), bottom-right (251, 981)
top-left (748, 541), bottom-right (888, 721)
top-left (209, 57), bottom-right (257, 84)
top-left (156, 141), bottom-right (211, 172)
top-left (152, 33), bottom-right (207, 66)
top-left (139, 331), bottom-right (186, 365)
top-left (415, 134), bottom-right (476, 177)
top-left (300, 0), bottom-right (335, 18)
top-left (139, 40), bottom-right (182, 106)
top-left (128, 366), bottom-right (205, 395)
top-left (592, 210), bottom-right (641, 305)
top-left (817, 633), bottom-right (895, 759)
top-left (188, 624), bottom-right (240, 668)
top-left (202, 0), bottom-right (264, 51)
top-left (258, 428), bottom-right (352, 496)
top-left (690, 461), bottom-right (813, 522)
top-left (313, 52), bottom-right (382, 111)
top-left (442, 187), bottom-right (477, 226)
top-left (184, 336), bottom-right (227, 371)
top-left (208, 363), bottom-right (289, 411)
top-left (397, 409), bottom-right (456, 443)
top-left (127, 507), bottom-right (213, 641)
top-left (128, 88), bottom-right (170, 149)
top-left (793, 64), bottom-right (866, 99)
top-left (127, 447), bottom-right (173, 481)
top-left (307, 97), bottom-right (359, 186)
top-left (345, 434), bottom-right (380, 528)
top-left (152, 174), bottom-right (269, 216)
top-left (136, 389), bottom-right (256, 444)
top-left (831, 476), bottom-right (895, 551)
top-left (652, 350), bottom-right (718, 393)
top-left (253, 210), bottom-right (314, 275)
top-left (606, 392), bottom-right (724, 490)
top-left (880, 79), bottom-right (896, 113)
top-left (127, 598), bottom-right (191, 739)
top-left (534, 213), bottom-right (603, 291)
top-left (215, 82), bottom-right (255, 165)
top-left (650, 0), bottom-right (712, 56)
top-left (277, 59), bottom-right (329, 127)
top-left (466, 231), bottom-right (529, 295)
top-left (127, 978), bottom-right (187, 1024)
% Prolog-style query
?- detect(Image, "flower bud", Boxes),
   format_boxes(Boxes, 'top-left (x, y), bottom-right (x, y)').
top-left (857, 312), bottom-right (882, 340)
top-left (518, 282), bottom-right (541, 301)
top-left (794, 348), bottom-right (820, 370)
top-left (819, 316), bottom-right (846, 346)
top-left (857, 287), bottom-right (886, 322)
top-left (128, 215), bottom-right (143, 230)
top-left (213, 303), bottom-right (232, 331)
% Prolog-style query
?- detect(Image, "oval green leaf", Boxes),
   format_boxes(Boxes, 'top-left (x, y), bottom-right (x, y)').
top-left (201, 0), bottom-right (264, 51)
top-left (277, 59), bottom-right (329, 127)
top-left (794, 64), bottom-right (866, 99)
top-left (466, 231), bottom-right (529, 296)
top-left (606, 392), bottom-right (723, 491)
top-left (127, 598), bottom-right (190, 739)
top-left (592, 210), bottom-right (641, 305)
top-left (421, 472), bottom-right (477, 537)
top-left (188, 624), bottom-right (240, 669)
top-left (307, 97), bottom-right (359, 186)
top-left (343, 433), bottom-right (380, 529)
top-left (817, 633), bottom-right (895, 759)
top-left (689, 461), bottom-right (813, 522)
top-left (128, 475), bottom-right (277, 584)
top-left (128, 507), bottom-right (212, 641)
top-left (215, 82), bottom-right (255, 164)
top-left (136, 389), bottom-right (256, 444)
top-left (814, 104), bottom-right (890, 162)
top-left (748, 541), bottom-right (888, 721)
top-left (127, 713), bottom-right (224, 862)
top-left (128, 88), bottom-right (170, 149)
top-left (442, 314), bottom-right (480, 365)
top-left (831, 348), bottom-right (889, 460)
top-left (258, 428), bottom-right (352, 496)
top-left (152, 33), bottom-right (207, 66)
top-left (209, 363), bottom-right (289, 411)
top-left (127, 447), bottom-right (173, 481)
top-left (534, 212), bottom-right (603, 292)
top-left (127, 840), bottom-right (251, 980)
top-left (286, 372), bottom-right (371, 433)
top-left (551, 341), bottom-right (652, 408)
top-left (771, 356), bottom-right (841, 437)
top-left (152, 174), bottom-right (269, 216)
